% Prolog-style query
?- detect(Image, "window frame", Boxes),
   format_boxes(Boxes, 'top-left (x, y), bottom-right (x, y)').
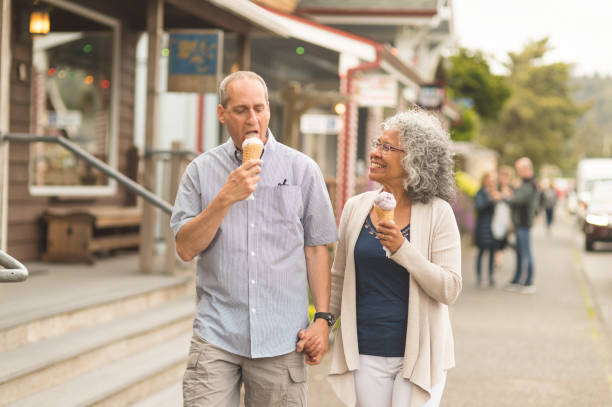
top-left (28, 0), bottom-right (121, 197)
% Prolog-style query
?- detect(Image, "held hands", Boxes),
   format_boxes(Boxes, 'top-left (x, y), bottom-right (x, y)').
top-left (220, 159), bottom-right (262, 203)
top-left (296, 319), bottom-right (329, 365)
top-left (377, 220), bottom-right (404, 255)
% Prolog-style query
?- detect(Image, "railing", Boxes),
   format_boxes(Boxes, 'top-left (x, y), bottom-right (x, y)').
top-left (0, 250), bottom-right (28, 282)
top-left (1, 133), bottom-right (173, 214)
top-left (1, 133), bottom-right (197, 274)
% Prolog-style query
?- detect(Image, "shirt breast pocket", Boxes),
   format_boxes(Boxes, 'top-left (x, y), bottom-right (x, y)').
top-left (260, 185), bottom-right (302, 223)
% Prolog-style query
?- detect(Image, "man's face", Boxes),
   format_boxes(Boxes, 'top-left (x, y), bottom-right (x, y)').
top-left (217, 78), bottom-right (270, 148)
top-left (515, 158), bottom-right (533, 179)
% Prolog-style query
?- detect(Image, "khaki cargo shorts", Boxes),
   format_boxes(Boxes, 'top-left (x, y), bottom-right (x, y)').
top-left (183, 333), bottom-right (307, 407)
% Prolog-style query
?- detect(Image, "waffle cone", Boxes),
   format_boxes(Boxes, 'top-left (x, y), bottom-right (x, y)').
top-left (242, 144), bottom-right (263, 163)
top-left (374, 205), bottom-right (394, 222)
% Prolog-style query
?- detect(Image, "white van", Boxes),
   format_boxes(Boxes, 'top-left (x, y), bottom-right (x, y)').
top-left (576, 158), bottom-right (612, 220)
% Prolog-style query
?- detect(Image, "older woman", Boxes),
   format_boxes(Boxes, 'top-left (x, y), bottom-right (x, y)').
top-left (328, 109), bottom-right (462, 407)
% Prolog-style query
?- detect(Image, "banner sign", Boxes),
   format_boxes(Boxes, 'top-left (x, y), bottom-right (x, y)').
top-left (356, 75), bottom-right (397, 107)
top-left (167, 30), bottom-right (223, 93)
top-left (300, 114), bottom-right (341, 135)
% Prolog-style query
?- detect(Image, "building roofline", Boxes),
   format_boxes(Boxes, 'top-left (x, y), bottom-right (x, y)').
top-left (207, 0), bottom-right (291, 37)
top-left (260, 5), bottom-right (380, 47)
top-left (296, 7), bottom-right (438, 17)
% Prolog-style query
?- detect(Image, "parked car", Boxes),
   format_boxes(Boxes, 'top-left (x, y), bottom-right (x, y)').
top-left (583, 181), bottom-right (612, 251)
top-left (576, 158), bottom-right (612, 223)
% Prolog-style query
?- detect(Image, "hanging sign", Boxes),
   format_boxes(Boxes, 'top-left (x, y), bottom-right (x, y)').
top-left (418, 85), bottom-right (445, 109)
top-left (167, 30), bottom-right (223, 93)
top-left (356, 75), bottom-right (398, 107)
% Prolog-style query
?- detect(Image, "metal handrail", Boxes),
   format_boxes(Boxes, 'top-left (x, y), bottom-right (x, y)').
top-left (1, 133), bottom-right (173, 214)
top-left (144, 148), bottom-right (199, 158)
top-left (0, 250), bottom-right (28, 282)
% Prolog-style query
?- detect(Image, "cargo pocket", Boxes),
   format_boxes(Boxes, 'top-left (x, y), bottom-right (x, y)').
top-left (186, 352), bottom-right (200, 370)
top-left (285, 365), bottom-right (307, 406)
top-left (183, 337), bottom-right (207, 405)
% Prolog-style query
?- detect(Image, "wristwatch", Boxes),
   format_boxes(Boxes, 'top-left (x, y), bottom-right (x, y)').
top-left (313, 312), bottom-right (335, 327)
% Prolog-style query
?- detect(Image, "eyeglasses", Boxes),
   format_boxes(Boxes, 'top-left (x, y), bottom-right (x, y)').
top-left (370, 139), bottom-right (406, 154)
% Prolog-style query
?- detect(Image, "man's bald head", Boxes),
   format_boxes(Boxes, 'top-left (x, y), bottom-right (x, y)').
top-left (515, 157), bottom-right (534, 179)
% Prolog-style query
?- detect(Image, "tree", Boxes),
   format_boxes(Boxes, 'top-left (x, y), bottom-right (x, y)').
top-left (571, 75), bottom-right (612, 160)
top-left (446, 48), bottom-right (510, 121)
top-left (479, 38), bottom-right (587, 171)
top-left (450, 108), bottom-right (479, 142)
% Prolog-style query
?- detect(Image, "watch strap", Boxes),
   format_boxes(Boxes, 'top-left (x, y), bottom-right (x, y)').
top-left (313, 312), bottom-right (334, 327)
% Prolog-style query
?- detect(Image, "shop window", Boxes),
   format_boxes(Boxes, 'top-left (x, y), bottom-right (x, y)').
top-left (29, 3), bottom-right (119, 196)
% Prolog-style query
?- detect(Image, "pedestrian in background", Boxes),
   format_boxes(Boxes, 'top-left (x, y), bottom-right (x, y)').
top-left (327, 109), bottom-right (462, 407)
top-left (540, 178), bottom-right (557, 235)
top-left (474, 171), bottom-right (501, 287)
top-left (492, 165), bottom-right (514, 269)
top-left (504, 157), bottom-right (539, 294)
top-left (170, 71), bottom-right (338, 406)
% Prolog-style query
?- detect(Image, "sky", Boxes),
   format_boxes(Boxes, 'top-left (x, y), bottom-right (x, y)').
top-left (452, 0), bottom-right (612, 77)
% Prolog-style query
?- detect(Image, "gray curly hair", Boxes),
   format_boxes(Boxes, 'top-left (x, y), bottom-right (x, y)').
top-left (382, 108), bottom-right (456, 204)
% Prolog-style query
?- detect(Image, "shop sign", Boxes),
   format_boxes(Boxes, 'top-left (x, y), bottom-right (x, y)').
top-left (168, 30), bottom-right (223, 93)
top-left (356, 75), bottom-right (397, 107)
top-left (300, 114), bottom-right (341, 135)
top-left (46, 110), bottom-right (82, 132)
top-left (418, 85), bottom-right (445, 109)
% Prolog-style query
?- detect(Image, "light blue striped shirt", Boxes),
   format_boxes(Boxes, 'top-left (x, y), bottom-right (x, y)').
top-left (170, 132), bottom-right (338, 358)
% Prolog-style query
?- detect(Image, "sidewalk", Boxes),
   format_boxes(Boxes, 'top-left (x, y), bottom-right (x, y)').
top-left (442, 218), bottom-right (612, 406)
top-left (307, 217), bottom-right (612, 406)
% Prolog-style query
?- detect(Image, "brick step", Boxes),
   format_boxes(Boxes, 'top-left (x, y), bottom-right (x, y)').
top-left (6, 332), bottom-right (191, 407)
top-left (0, 297), bottom-right (194, 406)
top-left (131, 382), bottom-right (183, 407)
top-left (0, 269), bottom-right (192, 353)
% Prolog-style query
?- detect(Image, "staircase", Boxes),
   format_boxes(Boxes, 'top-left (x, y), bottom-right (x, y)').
top-left (0, 256), bottom-right (194, 406)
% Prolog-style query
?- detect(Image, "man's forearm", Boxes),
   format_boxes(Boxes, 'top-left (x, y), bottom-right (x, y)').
top-left (305, 245), bottom-right (331, 312)
top-left (175, 193), bottom-right (233, 261)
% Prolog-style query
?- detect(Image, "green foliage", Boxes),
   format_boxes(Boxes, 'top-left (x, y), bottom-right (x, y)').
top-left (451, 108), bottom-right (479, 141)
top-left (479, 38), bottom-right (587, 171)
top-left (446, 48), bottom-right (511, 121)
top-left (570, 75), bottom-right (612, 162)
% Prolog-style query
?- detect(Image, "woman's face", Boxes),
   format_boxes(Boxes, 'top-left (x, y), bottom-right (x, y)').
top-left (368, 127), bottom-right (408, 187)
top-left (485, 172), bottom-right (497, 189)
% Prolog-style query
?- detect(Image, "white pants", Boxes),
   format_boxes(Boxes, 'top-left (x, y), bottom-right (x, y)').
top-left (354, 355), bottom-right (446, 407)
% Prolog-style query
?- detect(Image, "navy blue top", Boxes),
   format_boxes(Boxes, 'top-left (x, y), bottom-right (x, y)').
top-left (355, 215), bottom-right (411, 357)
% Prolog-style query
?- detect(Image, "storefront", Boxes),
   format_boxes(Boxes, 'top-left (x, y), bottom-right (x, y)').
top-left (0, 0), bottom-right (287, 262)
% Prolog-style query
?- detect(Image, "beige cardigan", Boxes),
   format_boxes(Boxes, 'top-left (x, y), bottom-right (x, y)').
top-left (328, 190), bottom-right (462, 407)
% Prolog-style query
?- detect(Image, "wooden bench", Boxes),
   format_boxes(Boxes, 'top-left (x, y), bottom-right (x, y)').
top-left (42, 206), bottom-right (141, 263)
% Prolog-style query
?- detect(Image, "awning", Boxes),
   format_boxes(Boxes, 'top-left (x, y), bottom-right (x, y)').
top-left (207, 0), bottom-right (291, 37)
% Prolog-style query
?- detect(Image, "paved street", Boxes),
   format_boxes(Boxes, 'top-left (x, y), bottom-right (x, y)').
top-left (307, 212), bottom-right (612, 406)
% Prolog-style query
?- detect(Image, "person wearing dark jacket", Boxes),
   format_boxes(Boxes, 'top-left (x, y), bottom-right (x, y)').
top-left (504, 157), bottom-right (539, 294)
top-left (474, 171), bottom-right (500, 287)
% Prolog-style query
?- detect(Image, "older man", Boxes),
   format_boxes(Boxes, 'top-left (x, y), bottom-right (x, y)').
top-left (170, 71), bottom-right (337, 406)
top-left (504, 157), bottom-right (539, 294)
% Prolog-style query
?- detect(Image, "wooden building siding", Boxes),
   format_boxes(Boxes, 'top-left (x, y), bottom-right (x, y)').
top-left (6, 2), bottom-right (139, 260)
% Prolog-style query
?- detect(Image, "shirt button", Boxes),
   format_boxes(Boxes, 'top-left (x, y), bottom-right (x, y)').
top-left (251, 280), bottom-right (256, 284)
top-left (251, 251), bottom-right (255, 256)
top-left (250, 223), bottom-right (255, 228)
top-left (252, 308), bottom-right (256, 313)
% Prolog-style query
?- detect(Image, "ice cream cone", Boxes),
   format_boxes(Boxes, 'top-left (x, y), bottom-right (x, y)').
top-left (374, 205), bottom-right (395, 222)
top-left (242, 139), bottom-right (264, 163)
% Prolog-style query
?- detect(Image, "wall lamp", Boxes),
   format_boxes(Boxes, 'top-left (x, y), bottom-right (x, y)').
top-left (29, 0), bottom-right (50, 35)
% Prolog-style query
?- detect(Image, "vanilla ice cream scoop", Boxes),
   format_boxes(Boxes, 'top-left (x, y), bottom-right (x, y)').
top-left (374, 192), bottom-right (396, 211)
